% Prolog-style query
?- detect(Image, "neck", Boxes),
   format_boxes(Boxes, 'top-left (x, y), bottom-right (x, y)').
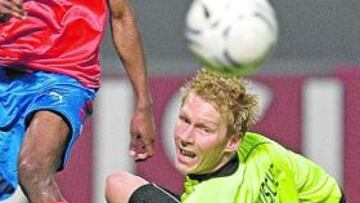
top-left (188, 153), bottom-right (239, 182)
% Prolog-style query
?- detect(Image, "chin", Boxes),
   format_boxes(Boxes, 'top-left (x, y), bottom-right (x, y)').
top-left (175, 161), bottom-right (193, 175)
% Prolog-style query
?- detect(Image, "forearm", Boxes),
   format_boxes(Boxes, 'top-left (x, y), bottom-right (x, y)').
top-left (110, 3), bottom-right (152, 109)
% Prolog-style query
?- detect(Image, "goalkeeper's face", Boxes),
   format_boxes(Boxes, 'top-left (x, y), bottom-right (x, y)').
top-left (174, 92), bottom-right (240, 175)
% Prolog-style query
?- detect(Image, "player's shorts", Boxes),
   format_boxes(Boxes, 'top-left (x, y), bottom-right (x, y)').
top-left (0, 68), bottom-right (97, 200)
top-left (129, 183), bottom-right (180, 203)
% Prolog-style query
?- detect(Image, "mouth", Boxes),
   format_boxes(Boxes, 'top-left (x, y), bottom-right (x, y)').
top-left (175, 146), bottom-right (198, 172)
top-left (179, 148), bottom-right (196, 159)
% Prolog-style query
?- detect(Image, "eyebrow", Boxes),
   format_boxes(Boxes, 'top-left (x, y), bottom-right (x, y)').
top-left (196, 122), bottom-right (217, 130)
top-left (201, 118), bottom-right (219, 126)
top-left (179, 106), bottom-right (221, 127)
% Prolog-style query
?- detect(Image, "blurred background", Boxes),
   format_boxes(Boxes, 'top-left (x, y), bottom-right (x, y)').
top-left (101, 0), bottom-right (360, 76)
top-left (2, 0), bottom-right (360, 202)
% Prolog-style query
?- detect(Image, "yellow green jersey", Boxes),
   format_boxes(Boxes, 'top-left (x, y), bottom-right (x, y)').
top-left (181, 132), bottom-right (343, 203)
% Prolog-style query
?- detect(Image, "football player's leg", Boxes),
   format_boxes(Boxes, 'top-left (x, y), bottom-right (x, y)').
top-left (18, 110), bottom-right (70, 203)
top-left (106, 172), bottom-right (149, 203)
top-left (105, 171), bottom-right (180, 203)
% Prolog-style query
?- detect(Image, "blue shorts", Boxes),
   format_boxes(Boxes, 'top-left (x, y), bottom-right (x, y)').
top-left (0, 68), bottom-right (97, 200)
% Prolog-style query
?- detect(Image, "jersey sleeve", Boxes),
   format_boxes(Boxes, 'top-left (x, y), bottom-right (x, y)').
top-left (284, 149), bottom-right (343, 203)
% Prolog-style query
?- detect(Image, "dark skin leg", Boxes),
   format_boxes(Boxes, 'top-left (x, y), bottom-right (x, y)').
top-left (18, 111), bottom-right (70, 203)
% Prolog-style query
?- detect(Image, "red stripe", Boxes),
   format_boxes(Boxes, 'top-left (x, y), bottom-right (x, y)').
top-left (337, 69), bottom-right (360, 202)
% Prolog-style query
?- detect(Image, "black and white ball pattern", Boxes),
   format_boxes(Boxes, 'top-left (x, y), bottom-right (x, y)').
top-left (185, 0), bottom-right (278, 75)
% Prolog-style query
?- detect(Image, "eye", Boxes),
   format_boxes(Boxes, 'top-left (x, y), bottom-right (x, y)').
top-left (179, 115), bottom-right (190, 124)
top-left (201, 126), bottom-right (214, 134)
top-left (203, 128), bottom-right (211, 133)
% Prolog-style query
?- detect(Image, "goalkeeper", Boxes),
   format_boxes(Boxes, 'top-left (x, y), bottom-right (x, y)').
top-left (105, 68), bottom-right (345, 203)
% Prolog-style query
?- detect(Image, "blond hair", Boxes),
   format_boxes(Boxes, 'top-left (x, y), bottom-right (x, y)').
top-left (181, 68), bottom-right (259, 137)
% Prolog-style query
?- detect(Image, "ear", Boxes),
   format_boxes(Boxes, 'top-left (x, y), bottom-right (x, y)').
top-left (224, 135), bottom-right (241, 153)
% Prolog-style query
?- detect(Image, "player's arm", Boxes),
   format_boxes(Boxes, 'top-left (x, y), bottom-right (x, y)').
top-left (107, 0), bottom-right (155, 160)
top-left (0, 0), bottom-right (25, 20)
top-left (284, 150), bottom-right (344, 202)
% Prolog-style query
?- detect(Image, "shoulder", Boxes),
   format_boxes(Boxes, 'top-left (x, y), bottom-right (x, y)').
top-left (238, 132), bottom-right (289, 162)
top-left (237, 132), bottom-right (298, 176)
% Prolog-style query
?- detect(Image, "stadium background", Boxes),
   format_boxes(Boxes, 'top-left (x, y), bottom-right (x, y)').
top-left (2, 0), bottom-right (360, 202)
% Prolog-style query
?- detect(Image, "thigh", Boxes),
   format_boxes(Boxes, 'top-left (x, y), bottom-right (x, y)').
top-left (20, 110), bottom-right (70, 172)
top-left (22, 71), bottom-right (97, 169)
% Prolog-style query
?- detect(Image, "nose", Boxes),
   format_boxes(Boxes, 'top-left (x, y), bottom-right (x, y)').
top-left (179, 126), bottom-right (195, 146)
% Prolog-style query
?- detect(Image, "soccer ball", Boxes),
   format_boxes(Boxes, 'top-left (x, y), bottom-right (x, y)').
top-left (185, 0), bottom-right (278, 76)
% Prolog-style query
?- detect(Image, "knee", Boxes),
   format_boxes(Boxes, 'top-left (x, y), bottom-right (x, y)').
top-left (18, 153), bottom-right (49, 185)
top-left (105, 172), bottom-right (148, 203)
top-left (105, 172), bottom-right (131, 195)
top-left (18, 155), bottom-right (36, 178)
